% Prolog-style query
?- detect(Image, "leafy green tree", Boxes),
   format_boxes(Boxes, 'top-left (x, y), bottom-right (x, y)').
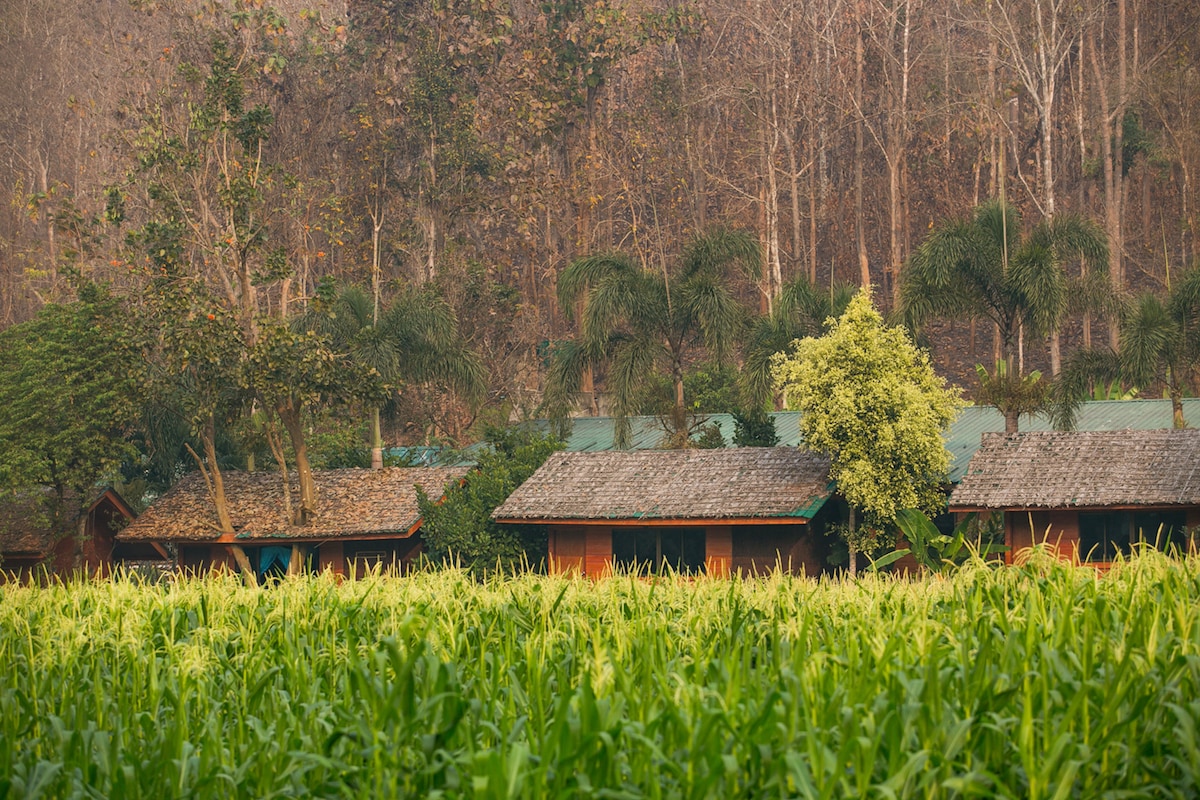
top-left (242, 320), bottom-right (377, 524)
top-left (301, 282), bottom-right (486, 468)
top-left (141, 276), bottom-right (248, 544)
top-left (417, 427), bottom-right (563, 573)
top-left (731, 411), bottom-right (779, 447)
top-left (544, 227), bottom-right (760, 448)
top-left (774, 290), bottom-right (964, 576)
top-left (901, 199), bottom-right (1107, 432)
top-left (0, 285), bottom-right (142, 528)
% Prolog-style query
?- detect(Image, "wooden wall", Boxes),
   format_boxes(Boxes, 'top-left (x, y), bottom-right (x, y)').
top-left (707, 526), bottom-right (731, 577)
top-left (1005, 508), bottom-right (1200, 565)
top-left (319, 541), bottom-right (345, 576)
top-left (547, 523), bottom-right (815, 578)
top-left (730, 524), bottom-right (819, 576)
top-left (1005, 510), bottom-right (1078, 564)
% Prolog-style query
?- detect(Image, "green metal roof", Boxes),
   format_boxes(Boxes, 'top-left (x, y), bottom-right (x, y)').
top-left (524, 398), bottom-right (1200, 484)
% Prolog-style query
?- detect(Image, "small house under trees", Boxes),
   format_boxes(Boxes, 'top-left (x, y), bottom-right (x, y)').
top-left (119, 467), bottom-right (467, 579)
top-left (950, 430), bottom-right (1200, 566)
top-left (491, 448), bottom-right (836, 577)
top-left (0, 488), bottom-right (143, 580)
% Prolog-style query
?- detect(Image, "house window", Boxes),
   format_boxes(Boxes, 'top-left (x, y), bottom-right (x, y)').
top-left (1079, 512), bottom-right (1132, 562)
top-left (350, 551), bottom-right (388, 575)
top-left (1080, 510), bottom-right (1189, 562)
top-left (1132, 511), bottom-right (1188, 554)
top-left (612, 528), bottom-right (706, 574)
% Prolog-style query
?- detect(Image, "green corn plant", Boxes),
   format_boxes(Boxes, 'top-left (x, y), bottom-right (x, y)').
top-left (2, 559), bottom-right (1199, 797)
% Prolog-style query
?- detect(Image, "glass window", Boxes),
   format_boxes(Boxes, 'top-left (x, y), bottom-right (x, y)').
top-left (1078, 512), bottom-right (1132, 562)
top-left (1132, 511), bottom-right (1188, 554)
top-left (611, 528), bottom-right (706, 574)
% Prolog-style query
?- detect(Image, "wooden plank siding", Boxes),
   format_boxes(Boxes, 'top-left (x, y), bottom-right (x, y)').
top-left (547, 522), bottom-right (824, 578)
top-left (730, 524), bottom-right (822, 576)
top-left (319, 541), bottom-right (345, 576)
top-left (706, 526), bottom-right (731, 577)
top-left (583, 527), bottom-right (612, 578)
top-left (1005, 510), bottom-right (1078, 564)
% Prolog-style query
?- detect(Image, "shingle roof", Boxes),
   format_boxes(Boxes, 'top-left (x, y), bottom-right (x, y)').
top-left (492, 447), bottom-right (833, 522)
top-left (119, 467), bottom-right (468, 542)
top-left (949, 429), bottom-right (1200, 509)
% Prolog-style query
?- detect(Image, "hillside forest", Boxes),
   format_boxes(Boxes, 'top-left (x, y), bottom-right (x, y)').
top-left (3, 0), bottom-right (1200, 479)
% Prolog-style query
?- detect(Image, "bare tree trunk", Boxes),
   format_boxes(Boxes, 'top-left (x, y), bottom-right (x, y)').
top-left (808, 135), bottom-right (819, 282)
top-left (855, 29), bottom-right (870, 288)
top-left (1090, 27), bottom-right (1124, 350)
top-left (186, 416), bottom-right (255, 584)
top-left (230, 546), bottom-right (255, 580)
top-left (371, 406), bottom-right (384, 469)
top-left (266, 417), bottom-right (293, 523)
top-left (287, 544), bottom-right (307, 577)
top-left (1075, 33), bottom-right (1092, 349)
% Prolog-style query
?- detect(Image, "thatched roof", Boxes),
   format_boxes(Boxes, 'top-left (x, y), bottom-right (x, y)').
top-left (119, 467), bottom-right (468, 542)
top-left (492, 448), bottom-right (833, 523)
top-left (950, 430), bottom-right (1200, 510)
top-left (0, 488), bottom-right (132, 555)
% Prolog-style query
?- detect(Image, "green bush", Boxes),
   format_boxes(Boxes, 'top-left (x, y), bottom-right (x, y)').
top-left (417, 426), bottom-right (563, 572)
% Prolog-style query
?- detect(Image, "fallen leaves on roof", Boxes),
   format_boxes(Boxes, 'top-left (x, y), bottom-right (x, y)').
top-left (119, 467), bottom-right (468, 542)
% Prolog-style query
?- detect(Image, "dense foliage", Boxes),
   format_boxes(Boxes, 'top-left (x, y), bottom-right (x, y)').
top-left (3, 557), bottom-right (1200, 797)
top-left (0, 285), bottom-right (142, 510)
top-left (417, 428), bottom-right (563, 571)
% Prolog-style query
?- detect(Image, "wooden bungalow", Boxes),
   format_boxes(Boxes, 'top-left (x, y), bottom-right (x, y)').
top-left (0, 487), bottom-right (144, 580)
top-left (949, 430), bottom-right (1200, 566)
top-left (492, 448), bottom-right (836, 577)
top-left (118, 466), bottom-right (468, 579)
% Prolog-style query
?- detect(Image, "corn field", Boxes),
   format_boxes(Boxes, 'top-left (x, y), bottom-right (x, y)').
top-left (2, 554), bottom-right (1199, 798)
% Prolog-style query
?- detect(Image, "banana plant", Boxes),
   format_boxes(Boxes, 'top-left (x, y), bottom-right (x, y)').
top-left (870, 509), bottom-right (1005, 574)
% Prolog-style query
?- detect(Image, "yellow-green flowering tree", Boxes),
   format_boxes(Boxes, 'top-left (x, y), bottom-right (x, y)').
top-left (773, 290), bottom-right (964, 576)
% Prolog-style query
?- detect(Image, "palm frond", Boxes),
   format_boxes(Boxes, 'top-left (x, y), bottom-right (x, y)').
top-left (1009, 239), bottom-right (1067, 338)
top-left (538, 339), bottom-right (594, 424)
top-left (1050, 348), bottom-right (1121, 429)
top-left (1040, 214), bottom-right (1109, 274)
top-left (557, 252), bottom-right (639, 317)
top-left (679, 226), bottom-right (762, 282)
top-left (739, 314), bottom-right (795, 412)
top-left (1119, 293), bottom-right (1177, 388)
top-left (680, 276), bottom-right (745, 364)
top-left (973, 199), bottom-right (1022, 257)
top-left (606, 335), bottom-right (664, 449)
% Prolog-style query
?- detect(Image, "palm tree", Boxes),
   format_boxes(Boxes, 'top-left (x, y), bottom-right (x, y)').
top-left (1056, 268), bottom-right (1200, 430)
top-left (303, 282), bottom-right (486, 468)
top-left (901, 199), bottom-right (1108, 432)
top-left (740, 275), bottom-right (857, 413)
top-left (544, 227), bottom-right (760, 448)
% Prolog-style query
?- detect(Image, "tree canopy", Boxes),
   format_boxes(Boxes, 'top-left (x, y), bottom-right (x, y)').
top-left (544, 227), bottom-right (760, 448)
top-left (774, 290), bottom-right (964, 575)
top-left (0, 285), bottom-right (142, 519)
